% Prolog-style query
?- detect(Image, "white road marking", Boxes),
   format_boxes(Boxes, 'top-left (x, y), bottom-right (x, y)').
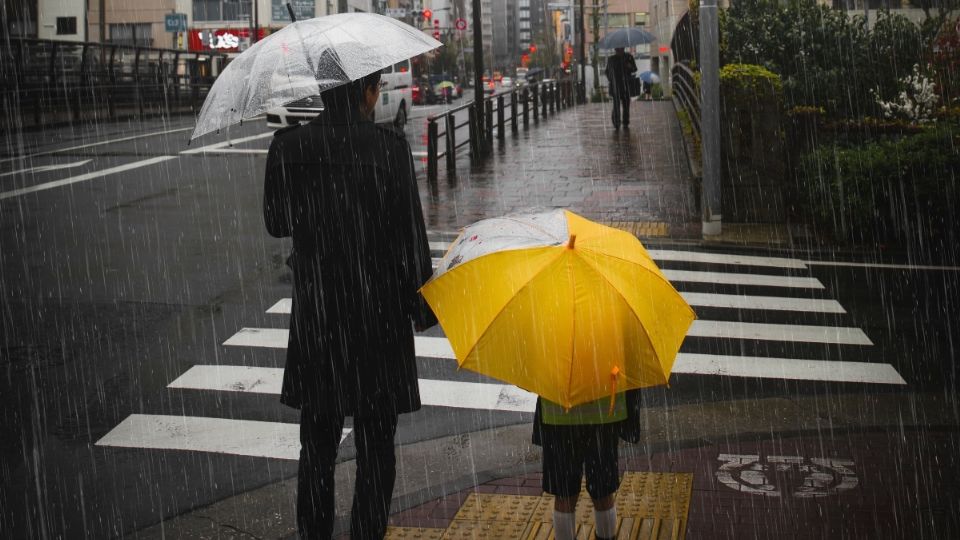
top-left (803, 260), bottom-right (960, 271)
top-left (0, 159), bottom-right (92, 178)
top-left (195, 148), bottom-right (268, 155)
top-left (646, 250), bottom-right (807, 269)
top-left (429, 241), bottom-right (451, 251)
top-left (95, 414), bottom-right (350, 460)
top-left (169, 365), bottom-right (539, 412)
top-left (0, 126), bottom-right (194, 164)
top-left (688, 320), bottom-right (873, 345)
top-left (0, 156), bottom-right (178, 201)
top-left (411, 151), bottom-right (428, 157)
top-left (678, 292), bottom-right (846, 313)
top-left (661, 269), bottom-right (823, 289)
top-left (673, 353), bottom-right (904, 384)
top-left (180, 132), bottom-right (274, 155)
top-left (267, 293), bottom-right (844, 316)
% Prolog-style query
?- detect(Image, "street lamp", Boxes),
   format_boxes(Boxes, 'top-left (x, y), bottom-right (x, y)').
top-left (699, 0), bottom-right (721, 235)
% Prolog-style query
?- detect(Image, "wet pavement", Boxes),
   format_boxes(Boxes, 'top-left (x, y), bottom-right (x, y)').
top-left (2, 101), bottom-right (959, 538)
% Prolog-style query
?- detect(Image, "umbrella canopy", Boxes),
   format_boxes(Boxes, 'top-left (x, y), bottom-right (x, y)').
top-left (421, 209), bottom-right (696, 409)
top-left (435, 81), bottom-right (456, 90)
top-left (191, 13), bottom-right (441, 139)
top-left (598, 27), bottom-right (656, 50)
top-left (638, 71), bottom-right (661, 84)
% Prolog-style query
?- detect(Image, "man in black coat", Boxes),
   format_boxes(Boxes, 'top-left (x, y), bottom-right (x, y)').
top-left (263, 70), bottom-right (437, 539)
top-left (604, 47), bottom-right (638, 129)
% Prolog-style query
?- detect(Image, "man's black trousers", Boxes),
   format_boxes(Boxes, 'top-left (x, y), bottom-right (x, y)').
top-left (610, 91), bottom-right (630, 128)
top-left (298, 407), bottom-right (399, 539)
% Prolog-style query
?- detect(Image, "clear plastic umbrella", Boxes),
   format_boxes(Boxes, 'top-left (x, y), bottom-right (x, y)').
top-left (191, 13), bottom-right (441, 140)
top-left (597, 27), bottom-right (656, 50)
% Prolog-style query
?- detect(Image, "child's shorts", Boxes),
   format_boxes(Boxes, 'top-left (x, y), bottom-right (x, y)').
top-left (541, 423), bottom-right (621, 499)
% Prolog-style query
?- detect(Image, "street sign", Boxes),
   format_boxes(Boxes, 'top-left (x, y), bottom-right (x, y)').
top-left (455, 18), bottom-right (467, 31)
top-left (164, 13), bottom-right (187, 33)
top-left (385, 8), bottom-right (407, 18)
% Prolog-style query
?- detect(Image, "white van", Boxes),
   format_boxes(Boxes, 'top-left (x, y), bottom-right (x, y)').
top-left (265, 59), bottom-right (413, 131)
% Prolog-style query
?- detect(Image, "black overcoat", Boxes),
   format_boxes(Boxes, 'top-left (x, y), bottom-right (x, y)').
top-left (263, 106), bottom-right (436, 416)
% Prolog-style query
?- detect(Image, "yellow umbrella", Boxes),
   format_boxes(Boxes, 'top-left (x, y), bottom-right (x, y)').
top-left (421, 209), bottom-right (696, 410)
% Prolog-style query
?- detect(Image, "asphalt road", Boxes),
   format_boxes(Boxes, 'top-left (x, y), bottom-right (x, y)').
top-left (1, 111), bottom-right (958, 538)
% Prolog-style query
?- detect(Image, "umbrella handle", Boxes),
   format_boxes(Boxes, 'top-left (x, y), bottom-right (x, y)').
top-left (286, 2), bottom-right (296, 22)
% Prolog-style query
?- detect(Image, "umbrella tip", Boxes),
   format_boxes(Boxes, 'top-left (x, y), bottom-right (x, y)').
top-left (567, 234), bottom-right (577, 249)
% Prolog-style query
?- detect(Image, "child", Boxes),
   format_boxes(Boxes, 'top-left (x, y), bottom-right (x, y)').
top-left (533, 391), bottom-right (631, 540)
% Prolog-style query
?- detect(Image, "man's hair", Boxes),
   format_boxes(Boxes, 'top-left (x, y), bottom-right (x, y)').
top-left (321, 70), bottom-right (382, 111)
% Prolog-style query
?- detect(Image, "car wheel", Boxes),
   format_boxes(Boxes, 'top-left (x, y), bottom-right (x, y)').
top-left (394, 103), bottom-right (407, 131)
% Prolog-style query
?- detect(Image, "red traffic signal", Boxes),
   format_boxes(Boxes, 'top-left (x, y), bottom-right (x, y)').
top-left (422, 9), bottom-right (432, 20)
top-left (529, 44), bottom-right (536, 53)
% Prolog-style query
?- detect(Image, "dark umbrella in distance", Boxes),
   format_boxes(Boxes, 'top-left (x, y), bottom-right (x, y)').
top-left (598, 27), bottom-right (656, 50)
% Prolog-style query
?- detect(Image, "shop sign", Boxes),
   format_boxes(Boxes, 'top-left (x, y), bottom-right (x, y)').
top-left (188, 28), bottom-right (266, 52)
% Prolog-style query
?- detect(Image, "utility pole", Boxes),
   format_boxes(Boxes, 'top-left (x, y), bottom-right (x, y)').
top-left (699, 0), bottom-right (721, 236)
top-left (577, 0), bottom-right (585, 102)
top-left (99, 0), bottom-right (106, 42)
top-left (473, 0), bottom-right (484, 137)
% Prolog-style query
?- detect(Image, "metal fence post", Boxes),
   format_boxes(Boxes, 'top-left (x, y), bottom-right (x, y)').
top-left (522, 88), bottom-right (530, 128)
top-left (446, 113), bottom-right (456, 172)
top-left (497, 95), bottom-right (505, 140)
top-left (541, 84), bottom-right (548, 117)
top-left (427, 118), bottom-right (439, 188)
top-left (510, 91), bottom-right (518, 133)
top-left (469, 105), bottom-right (480, 162)
top-left (485, 99), bottom-right (493, 152)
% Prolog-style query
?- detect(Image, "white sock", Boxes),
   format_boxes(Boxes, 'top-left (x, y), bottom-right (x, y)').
top-left (594, 507), bottom-right (618, 538)
top-left (553, 510), bottom-right (576, 540)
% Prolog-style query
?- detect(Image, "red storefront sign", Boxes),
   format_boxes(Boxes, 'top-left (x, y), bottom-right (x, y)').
top-left (188, 28), bottom-right (267, 52)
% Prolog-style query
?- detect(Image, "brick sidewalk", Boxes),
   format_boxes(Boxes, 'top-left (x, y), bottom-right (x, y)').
top-left (383, 429), bottom-right (960, 539)
top-left (417, 101), bottom-right (700, 238)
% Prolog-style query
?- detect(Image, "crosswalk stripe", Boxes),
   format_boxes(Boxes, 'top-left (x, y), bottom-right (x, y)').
top-left (645, 250), bottom-right (807, 269)
top-left (673, 353), bottom-right (905, 385)
top-left (688, 320), bottom-right (872, 345)
top-left (679, 292), bottom-right (845, 313)
top-left (429, 241), bottom-right (450, 251)
top-left (226, 318), bottom-right (872, 352)
top-left (168, 365), bottom-right (539, 411)
top-left (266, 293), bottom-right (845, 316)
top-left (95, 414), bottom-right (350, 460)
top-left (660, 269), bottom-right (823, 289)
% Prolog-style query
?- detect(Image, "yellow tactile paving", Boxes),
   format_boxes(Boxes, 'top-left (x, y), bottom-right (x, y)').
top-left (602, 221), bottom-right (670, 238)
top-left (384, 527), bottom-right (446, 539)
top-left (387, 472), bottom-right (692, 539)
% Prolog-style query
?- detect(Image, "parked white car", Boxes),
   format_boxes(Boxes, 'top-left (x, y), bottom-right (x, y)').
top-left (266, 59), bottom-right (413, 131)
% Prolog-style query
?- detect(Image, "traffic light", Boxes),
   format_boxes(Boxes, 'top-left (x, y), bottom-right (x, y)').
top-left (422, 9), bottom-right (432, 20)
top-left (529, 44), bottom-right (536, 53)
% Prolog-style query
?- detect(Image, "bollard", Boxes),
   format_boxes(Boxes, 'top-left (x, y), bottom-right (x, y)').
top-left (427, 119), bottom-right (438, 188)
top-left (549, 82), bottom-right (556, 114)
top-left (497, 95), bottom-right (505, 140)
top-left (469, 106), bottom-right (481, 163)
top-left (446, 113), bottom-right (456, 172)
top-left (522, 88), bottom-right (530, 128)
top-left (541, 83), bottom-right (548, 117)
top-left (511, 91), bottom-right (518, 133)
top-left (485, 99), bottom-right (494, 152)
top-left (532, 86), bottom-right (539, 121)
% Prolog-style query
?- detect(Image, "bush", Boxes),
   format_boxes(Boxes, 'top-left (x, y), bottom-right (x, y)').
top-left (797, 125), bottom-right (960, 244)
top-left (719, 64), bottom-right (783, 106)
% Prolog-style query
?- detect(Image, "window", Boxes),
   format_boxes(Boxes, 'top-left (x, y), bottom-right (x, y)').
top-left (634, 12), bottom-right (648, 26)
top-left (607, 14), bottom-right (629, 28)
top-left (110, 23), bottom-right (153, 47)
top-left (56, 17), bottom-right (77, 35)
top-left (194, 0), bottom-right (252, 22)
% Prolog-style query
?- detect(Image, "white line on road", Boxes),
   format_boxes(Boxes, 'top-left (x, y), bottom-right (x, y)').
top-left (0, 159), bottom-right (92, 178)
top-left (95, 414), bottom-right (350, 460)
top-left (169, 365), bottom-right (539, 412)
top-left (678, 292), bottom-right (846, 313)
top-left (803, 259), bottom-right (960, 271)
top-left (429, 241), bottom-right (452, 251)
top-left (0, 126), bottom-right (194, 164)
top-left (646, 250), bottom-right (807, 269)
top-left (180, 132), bottom-right (274, 155)
top-left (661, 269), bottom-right (824, 289)
top-left (267, 293), bottom-right (845, 316)
top-left (194, 148), bottom-right (269, 155)
top-left (0, 156), bottom-right (178, 201)
top-left (673, 353), bottom-right (905, 385)
top-left (688, 320), bottom-right (873, 345)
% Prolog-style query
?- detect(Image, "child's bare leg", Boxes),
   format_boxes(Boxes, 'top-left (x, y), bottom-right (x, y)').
top-left (553, 495), bottom-right (578, 540)
top-left (592, 493), bottom-right (617, 538)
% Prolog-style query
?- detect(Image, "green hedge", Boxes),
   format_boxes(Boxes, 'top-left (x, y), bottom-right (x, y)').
top-left (797, 126), bottom-right (960, 244)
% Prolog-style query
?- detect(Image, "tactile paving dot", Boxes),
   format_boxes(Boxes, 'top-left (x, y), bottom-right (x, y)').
top-left (441, 519), bottom-right (530, 539)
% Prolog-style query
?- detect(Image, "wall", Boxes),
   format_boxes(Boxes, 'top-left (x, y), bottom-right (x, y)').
top-left (39, 0), bottom-right (86, 41)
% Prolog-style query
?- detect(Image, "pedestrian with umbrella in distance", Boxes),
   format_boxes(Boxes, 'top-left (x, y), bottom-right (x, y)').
top-left (190, 11), bottom-right (442, 540)
top-left (599, 27), bottom-right (656, 130)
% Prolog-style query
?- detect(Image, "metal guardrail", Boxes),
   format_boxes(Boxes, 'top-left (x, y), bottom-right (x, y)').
top-left (671, 62), bottom-right (701, 138)
top-left (0, 37), bottom-right (228, 131)
top-left (424, 78), bottom-right (578, 186)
